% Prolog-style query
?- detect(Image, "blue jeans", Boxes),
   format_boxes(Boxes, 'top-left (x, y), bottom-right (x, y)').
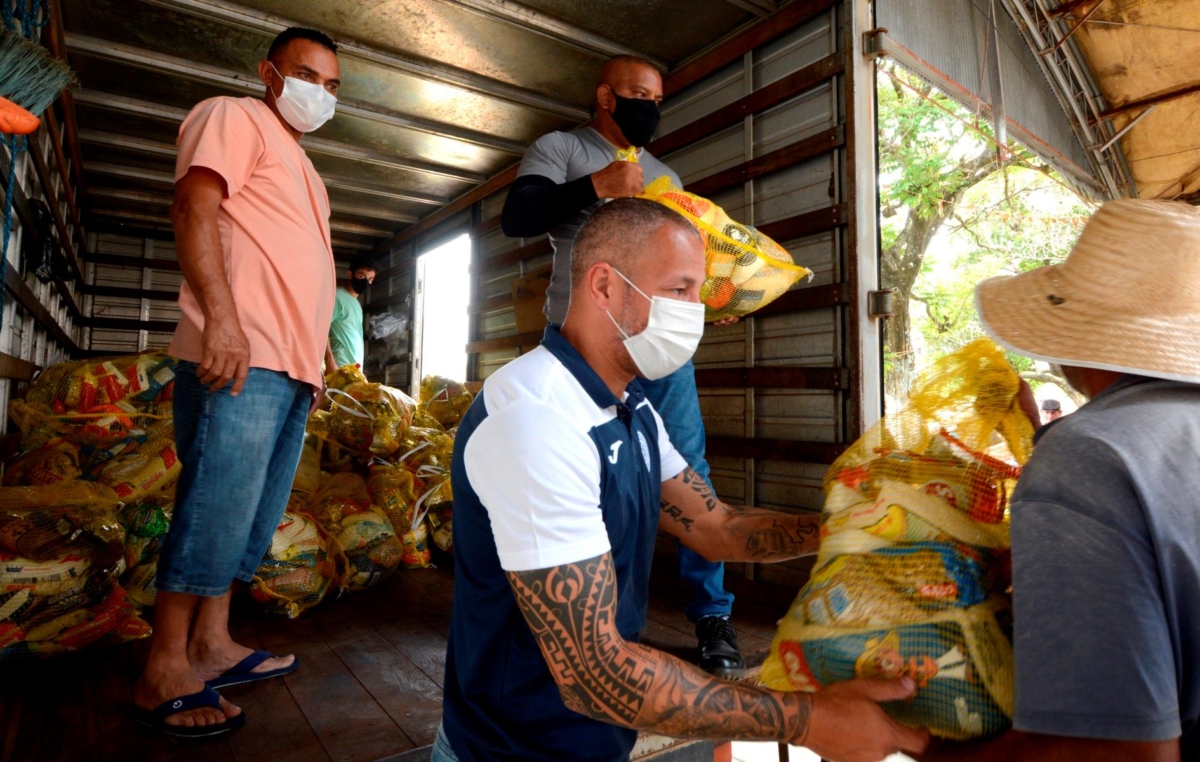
top-left (640, 359), bottom-right (735, 622)
top-left (156, 362), bottom-right (312, 596)
top-left (431, 724), bottom-right (459, 762)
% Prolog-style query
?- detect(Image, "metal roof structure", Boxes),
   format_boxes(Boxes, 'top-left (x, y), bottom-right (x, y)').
top-left (55, 0), bottom-right (780, 261)
top-left (1002, 0), bottom-right (1200, 201)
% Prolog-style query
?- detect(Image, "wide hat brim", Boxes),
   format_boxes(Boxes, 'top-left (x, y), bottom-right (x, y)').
top-left (976, 199), bottom-right (1200, 385)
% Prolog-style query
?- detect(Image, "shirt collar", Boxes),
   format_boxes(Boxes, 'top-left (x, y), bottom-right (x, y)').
top-left (541, 326), bottom-right (643, 412)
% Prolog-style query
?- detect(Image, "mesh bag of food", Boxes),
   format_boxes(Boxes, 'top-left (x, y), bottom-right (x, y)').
top-left (117, 494), bottom-right (173, 608)
top-left (639, 176), bottom-right (813, 321)
top-left (370, 454), bottom-right (436, 569)
top-left (367, 462), bottom-right (416, 533)
top-left (0, 483), bottom-right (152, 659)
top-left (1, 584), bottom-right (151, 660)
top-left (760, 339), bottom-right (1034, 740)
top-left (250, 510), bottom-right (339, 618)
top-left (2, 439), bottom-right (81, 486)
top-left (291, 434), bottom-right (322, 495)
top-left (325, 383), bottom-right (416, 457)
top-left (302, 473), bottom-right (402, 591)
top-left (25, 352), bottom-right (177, 414)
top-left (419, 375), bottom-right (473, 428)
top-left (325, 363), bottom-right (368, 392)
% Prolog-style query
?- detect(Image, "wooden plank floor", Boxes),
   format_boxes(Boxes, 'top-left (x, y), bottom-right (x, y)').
top-left (0, 559), bottom-right (793, 762)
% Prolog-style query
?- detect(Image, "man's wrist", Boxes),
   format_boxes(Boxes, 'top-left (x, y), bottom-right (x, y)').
top-left (789, 691), bottom-right (813, 747)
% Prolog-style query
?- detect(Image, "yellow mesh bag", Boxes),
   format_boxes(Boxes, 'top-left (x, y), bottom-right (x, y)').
top-left (761, 339), bottom-right (1034, 740)
top-left (639, 176), bottom-right (813, 321)
top-left (0, 483), bottom-right (152, 660)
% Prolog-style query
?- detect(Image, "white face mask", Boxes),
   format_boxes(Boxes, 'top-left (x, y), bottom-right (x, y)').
top-left (270, 62), bottom-right (337, 133)
top-left (606, 267), bottom-right (705, 381)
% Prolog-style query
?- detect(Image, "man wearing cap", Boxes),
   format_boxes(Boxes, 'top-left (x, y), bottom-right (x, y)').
top-left (501, 53), bottom-right (746, 678)
top-left (1039, 398), bottom-right (1062, 425)
top-left (924, 199), bottom-right (1200, 760)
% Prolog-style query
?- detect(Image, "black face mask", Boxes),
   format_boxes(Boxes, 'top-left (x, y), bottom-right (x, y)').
top-left (350, 276), bottom-right (370, 294)
top-left (610, 93), bottom-right (660, 148)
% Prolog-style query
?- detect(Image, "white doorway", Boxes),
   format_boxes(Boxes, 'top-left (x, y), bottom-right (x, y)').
top-left (413, 234), bottom-right (471, 392)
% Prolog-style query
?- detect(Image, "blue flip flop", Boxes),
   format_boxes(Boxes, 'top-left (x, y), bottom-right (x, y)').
top-left (132, 685), bottom-right (247, 738)
top-left (207, 650), bottom-right (300, 689)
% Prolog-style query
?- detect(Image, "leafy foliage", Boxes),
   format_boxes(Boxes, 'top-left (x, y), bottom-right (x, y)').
top-left (877, 62), bottom-right (1095, 404)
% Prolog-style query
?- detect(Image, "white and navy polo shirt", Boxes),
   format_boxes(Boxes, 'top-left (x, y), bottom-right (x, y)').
top-left (443, 327), bottom-right (687, 762)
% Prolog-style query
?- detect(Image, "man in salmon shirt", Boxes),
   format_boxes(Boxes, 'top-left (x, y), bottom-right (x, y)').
top-left (131, 27), bottom-right (339, 737)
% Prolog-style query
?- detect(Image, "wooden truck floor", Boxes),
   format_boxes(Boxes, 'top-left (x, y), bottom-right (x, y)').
top-left (0, 559), bottom-right (790, 762)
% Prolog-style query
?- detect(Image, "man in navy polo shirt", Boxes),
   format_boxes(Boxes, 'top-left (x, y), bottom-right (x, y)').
top-left (438, 199), bottom-right (929, 762)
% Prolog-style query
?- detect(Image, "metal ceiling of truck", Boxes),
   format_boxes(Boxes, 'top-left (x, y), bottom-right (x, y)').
top-left (60, 0), bottom-right (771, 258)
top-left (1052, 0), bottom-right (1200, 201)
top-left (1002, 0), bottom-right (1200, 201)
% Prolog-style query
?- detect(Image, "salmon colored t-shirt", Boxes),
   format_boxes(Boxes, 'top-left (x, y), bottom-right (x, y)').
top-left (168, 96), bottom-right (335, 389)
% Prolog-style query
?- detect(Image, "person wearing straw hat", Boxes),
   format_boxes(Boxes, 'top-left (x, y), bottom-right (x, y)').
top-left (923, 199), bottom-right (1200, 760)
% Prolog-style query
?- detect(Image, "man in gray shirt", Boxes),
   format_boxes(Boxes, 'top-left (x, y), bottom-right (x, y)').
top-left (501, 55), bottom-right (745, 677)
top-left (926, 199), bottom-right (1200, 760)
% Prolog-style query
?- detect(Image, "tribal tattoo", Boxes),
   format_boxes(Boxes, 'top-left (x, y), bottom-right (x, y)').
top-left (679, 467), bottom-right (721, 513)
top-left (743, 516), bottom-right (821, 560)
top-left (507, 553), bottom-right (811, 742)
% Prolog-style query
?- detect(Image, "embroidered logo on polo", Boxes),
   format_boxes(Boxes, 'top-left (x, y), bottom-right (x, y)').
top-left (608, 441), bottom-right (623, 464)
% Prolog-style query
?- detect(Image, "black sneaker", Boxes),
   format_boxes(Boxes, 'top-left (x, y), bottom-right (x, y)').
top-left (696, 614), bottom-right (745, 679)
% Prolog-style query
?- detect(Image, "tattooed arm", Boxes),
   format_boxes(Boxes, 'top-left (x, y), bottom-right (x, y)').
top-left (508, 552), bottom-right (929, 759)
top-left (657, 467), bottom-right (821, 563)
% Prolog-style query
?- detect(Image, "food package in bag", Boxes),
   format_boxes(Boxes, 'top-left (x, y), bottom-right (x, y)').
top-left (639, 176), bottom-right (813, 321)
top-left (2, 439), bottom-right (82, 486)
top-left (400, 520), bottom-right (433, 569)
top-left (325, 363), bottom-right (368, 392)
top-left (326, 383), bottom-right (416, 457)
top-left (302, 473), bottom-right (402, 591)
top-left (760, 339), bottom-right (1034, 740)
top-left (117, 495), bottom-right (173, 608)
top-left (97, 439), bottom-right (181, 501)
top-left (338, 510), bottom-right (403, 592)
top-left (419, 375), bottom-right (473, 428)
top-left (250, 511), bottom-right (337, 618)
top-left (1, 584), bottom-right (151, 660)
top-left (367, 462), bottom-right (416, 533)
top-left (291, 434), bottom-right (322, 495)
top-left (0, 483), bottom-right (125, 573)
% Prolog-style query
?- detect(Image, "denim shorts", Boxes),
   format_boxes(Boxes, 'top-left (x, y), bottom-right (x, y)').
top-left (431, 724), bottom-right (459, 762)
top-left (156, 362), bottom-right (312, 596)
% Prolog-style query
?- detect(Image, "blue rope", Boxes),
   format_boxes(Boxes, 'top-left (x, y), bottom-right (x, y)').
top-left (0, 0), bottom-right (52, 333)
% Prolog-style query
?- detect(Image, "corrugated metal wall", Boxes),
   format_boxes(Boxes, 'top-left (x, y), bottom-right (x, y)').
top-left (662, 9), bottom-right (847, 588)
top-left (86, 233), bottom-right (180, 353)
top-left (0, 125), bottom-right (87, 437)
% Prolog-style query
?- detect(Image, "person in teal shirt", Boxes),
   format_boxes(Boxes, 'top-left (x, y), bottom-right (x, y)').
top-left (325, 255), bottom-right (377, 371)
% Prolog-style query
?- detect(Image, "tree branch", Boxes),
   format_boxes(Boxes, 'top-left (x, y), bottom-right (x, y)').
top-left (1020, 371), bottom-right (1087, 406)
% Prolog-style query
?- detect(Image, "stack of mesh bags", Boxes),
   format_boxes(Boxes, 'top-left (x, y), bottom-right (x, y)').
top-left (0, 483), bottom-right (151, 659)
top-left (640, 177), bottom-right (812, 321)
top-left (3, 353), bottom-right (182, 621)
top-left (761, 339), bottom-right (1035, 740)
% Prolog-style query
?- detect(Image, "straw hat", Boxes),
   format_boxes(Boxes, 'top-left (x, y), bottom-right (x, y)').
top-left (976, 199), bottom-right (1200, 385)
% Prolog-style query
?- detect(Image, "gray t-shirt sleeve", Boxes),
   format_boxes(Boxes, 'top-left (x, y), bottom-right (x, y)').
top-left (1011, 433), bottom-right (1181, 742)
top-left (516, 131), bottom-right (575, 184)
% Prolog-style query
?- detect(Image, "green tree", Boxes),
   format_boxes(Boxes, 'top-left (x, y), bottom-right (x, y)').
top-left (878, 62), bottom-right (1092, 402)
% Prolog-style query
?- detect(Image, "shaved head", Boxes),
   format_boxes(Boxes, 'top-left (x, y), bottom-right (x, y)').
top-left (571, 199), bottom-right (700, 288)
top-left (599, 55), bottom-right (662, 89)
